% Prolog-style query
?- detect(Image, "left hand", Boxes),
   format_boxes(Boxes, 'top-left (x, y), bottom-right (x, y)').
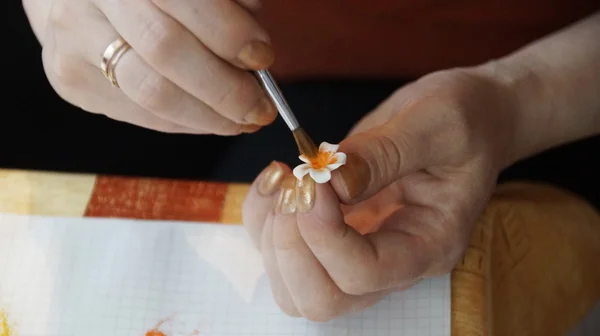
top-left (242, 67), bottom-right (518, 321)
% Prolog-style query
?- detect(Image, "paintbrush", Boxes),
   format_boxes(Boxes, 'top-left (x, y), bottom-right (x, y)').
top-left (253, 69), bottom-right (319, 158)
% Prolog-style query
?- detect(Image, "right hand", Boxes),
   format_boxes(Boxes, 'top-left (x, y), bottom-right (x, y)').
top-left (23, 0), bottom-right (277, 134)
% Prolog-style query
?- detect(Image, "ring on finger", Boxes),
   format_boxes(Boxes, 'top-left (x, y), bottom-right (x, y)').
top-left (100, 36), bottom-right (131, 88)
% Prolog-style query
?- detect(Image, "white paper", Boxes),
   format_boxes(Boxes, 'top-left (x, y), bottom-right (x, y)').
top-left (0, 213), bottom-right (450, 336)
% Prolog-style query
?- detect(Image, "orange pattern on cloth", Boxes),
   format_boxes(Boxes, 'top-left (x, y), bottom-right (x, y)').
top-left (85, 176), bottom-right (228, 222)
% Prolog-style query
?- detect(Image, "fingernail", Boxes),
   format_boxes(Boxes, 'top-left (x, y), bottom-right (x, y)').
top-left (241, 124), bottom-right (262, 133)
top-left (296, 174), bottom-right (315, 213)
top-left (257, 161), bottom-right (285, 196)
top-left (337, 153), bottom-right (371, 200)
top-left (245, 97), bottom-right (277, 125)
top-left (276, 175), bottom-right (297, 215)
top-left (237, 40), bottom-right (275, 70)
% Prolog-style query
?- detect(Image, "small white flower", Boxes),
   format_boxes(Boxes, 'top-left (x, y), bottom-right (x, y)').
top-left (292, 142), bottom-right (347, 184)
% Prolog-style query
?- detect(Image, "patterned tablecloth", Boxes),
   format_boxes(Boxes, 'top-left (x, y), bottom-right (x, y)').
top-left (1, 168), bottom-right (599, 336)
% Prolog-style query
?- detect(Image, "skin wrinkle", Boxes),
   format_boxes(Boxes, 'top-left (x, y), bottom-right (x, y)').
top-left (389, 231), bottom-right (428, 277)
top-left (379, 127), bottom-right (406, 175)
top-left (213, 74), bottom-right (242, 117)
top-left (351, 131), bottom-right (401, 197)
top-left (298, 204), bottom-right (381, 295)
top-left (417, 189), bottom-right (477, 275)
top-left (133, 70), bottom-right (176, 112)
top-left (377, 207), bottom-right (439, 275)
top-left (137, 16), bottom-right (183, 67)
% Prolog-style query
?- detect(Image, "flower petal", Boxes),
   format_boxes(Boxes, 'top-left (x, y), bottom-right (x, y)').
top-left (293, 164), bottom-right (312, 180)
top-left (327, 152), bottom-right (347, 170)
top-left (309, 168), bottom-right (332, 184)
top-left (327, 163), bottom-right (343, 170)
top-left (334, 152), bottom-right (347, 164)
top-left (319, 142), bottom-right (339, 153)
top-left (298, 155), bottom-right (311, 164)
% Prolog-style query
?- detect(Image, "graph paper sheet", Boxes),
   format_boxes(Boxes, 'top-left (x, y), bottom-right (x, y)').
top-left (0, 213), bottom-right (450, 336)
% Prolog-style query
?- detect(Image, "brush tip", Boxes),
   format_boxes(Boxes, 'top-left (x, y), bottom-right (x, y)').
top-left (293, 128), bottom-right (318, 158)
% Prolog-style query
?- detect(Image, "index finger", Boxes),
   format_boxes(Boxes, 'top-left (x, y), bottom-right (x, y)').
top-left (297, 183), bottom-right (432, 296)
top-left (151, 0), bottom-right (273, 70)
top-left (95, 0), bottom-right (275, 125)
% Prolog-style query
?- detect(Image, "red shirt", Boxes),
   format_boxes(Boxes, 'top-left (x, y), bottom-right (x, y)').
top-left (255, 0), bottom-right (599, 80)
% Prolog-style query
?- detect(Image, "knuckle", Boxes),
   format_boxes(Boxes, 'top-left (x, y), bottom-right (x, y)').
top-left (367, 132), bottom-right (404, 182)
top-left (214, 76), bottom-right (259, 122)
top-left (296, 286), bottom-right (344, 322)
top-left (133, 72), bottom-right (177, 112)
top-left (201, 2), bottom-right (256, 46)
top-left (273, 296), bottom-right (300, 318)
top-left (336, 280), bottom-right (363, 296)
top-left (426, 211), bottom-right (468, 276)
top-left (301, 306), bottom-right (338, 323)
top-left (336, 272), bottom-right (377, 296)
top-left (214, 82), bottom-right (238, 111)
top-left (272, 227), bottom-right (303, 252)
top-left (46, 53), bottom-right (85, 95)
top-left (218, 19), bottom-right (254, 46)
top-left (308, 205), bottom-right (349, 242)
top-left (210, 115), bottom-right (243, 136)
top-left (48, 0), bottom-right (72, 27)
top-left (137, 18), bottom-right (182, 65)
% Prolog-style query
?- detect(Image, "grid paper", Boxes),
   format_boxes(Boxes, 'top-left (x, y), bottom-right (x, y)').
top-left (0, 213), bottom-right (450, 336)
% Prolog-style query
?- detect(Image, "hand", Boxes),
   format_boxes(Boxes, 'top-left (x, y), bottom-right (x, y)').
top-left (242, 67), bottom-right (518, 321)
top-left (23, 0), bottom-right (275, 134)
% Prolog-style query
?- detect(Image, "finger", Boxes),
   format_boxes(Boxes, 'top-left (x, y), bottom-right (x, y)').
top-left (151, 0), bottom-right (273, 70)
top-left (271, 175), bottom-right (387, 321)
top-left (342, 183), bottom-right (405, 234)
top-left (330, 95), bottom-right (457, 204)
top-left (94, 0), bottom-right (276, 126)
top-left (260, 213), bottom-right (300, 317)
top-left (235, 0), bottom-right (262, 11)
top-left (42, 47), bottom-right (199, 134)
top-left (297, 182), bottom-right (432, 296)
top-left (242, 161), bottom-right (287, 249)
top-left (77, 13), bottom-right (255, 135)
top-left (242, 162), bottom-right (297, 315)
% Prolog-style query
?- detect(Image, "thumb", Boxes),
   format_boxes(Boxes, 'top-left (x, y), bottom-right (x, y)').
top-left (330, 123), bottom-right (432, 204)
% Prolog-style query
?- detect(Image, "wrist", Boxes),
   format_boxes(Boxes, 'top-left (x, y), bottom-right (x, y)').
top-left (473, 56), bottom-right (600, 169)
top-left (472, 12), bottom-right (600, 169)
top-left (471, 59), bottom-right (543, 169)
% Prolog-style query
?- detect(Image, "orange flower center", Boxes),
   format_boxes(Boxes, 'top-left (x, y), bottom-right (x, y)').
top-left (309, 151), bottom-right (337, 170)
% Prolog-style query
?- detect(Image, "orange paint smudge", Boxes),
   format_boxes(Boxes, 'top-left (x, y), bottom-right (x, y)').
top-left (145, 331), bottom-right (166, 336)
top-left (144, 317), bottom-right (170, 336)
top-left (143, 315), bottom-right (200, 336)
top-left (0, 309), bottom-right (13, 336)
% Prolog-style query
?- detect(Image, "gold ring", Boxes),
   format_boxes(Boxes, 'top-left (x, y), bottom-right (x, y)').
top-left (100, 36), bottom-right (131, 88)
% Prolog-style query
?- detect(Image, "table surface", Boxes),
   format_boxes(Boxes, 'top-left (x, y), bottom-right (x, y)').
top-left (1, 168), bottom-right (599, 336)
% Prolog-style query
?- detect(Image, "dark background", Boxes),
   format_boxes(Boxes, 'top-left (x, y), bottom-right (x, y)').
top-left (4, 2), bottom-right (599, 207)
